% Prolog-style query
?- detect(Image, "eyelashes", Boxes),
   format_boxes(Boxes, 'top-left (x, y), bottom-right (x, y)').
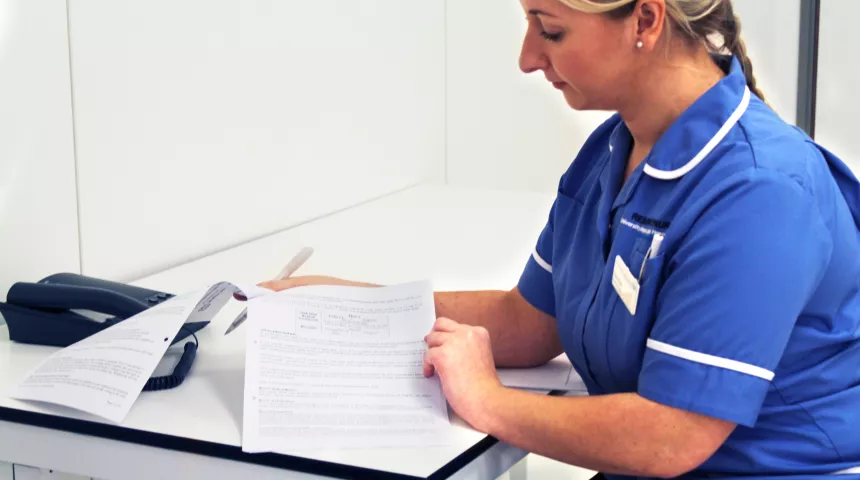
top-left (540, 30), bottom-right (564, 42)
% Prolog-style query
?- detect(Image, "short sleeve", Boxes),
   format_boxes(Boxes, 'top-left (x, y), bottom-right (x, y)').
top-left (637, 170), bottom-right (833, 428)
top-left (517, 198), bottom-right (557, 317)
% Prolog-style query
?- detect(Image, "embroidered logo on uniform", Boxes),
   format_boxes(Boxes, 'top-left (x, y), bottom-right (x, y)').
top-left (631, 213), bottom-right (670, 230)
top-left (620, 214), bottom-right (670, 237)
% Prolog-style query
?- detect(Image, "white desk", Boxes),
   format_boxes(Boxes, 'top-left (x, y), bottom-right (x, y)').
top-left (0, 185), bottom-right (556, 480)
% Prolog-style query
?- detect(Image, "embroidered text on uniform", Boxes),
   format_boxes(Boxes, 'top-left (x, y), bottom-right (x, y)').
top-left (632, 213), bottom-right (671, 230)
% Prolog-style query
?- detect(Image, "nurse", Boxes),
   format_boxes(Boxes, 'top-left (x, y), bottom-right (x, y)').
top-left (263, 0), bottom-right (860, 478)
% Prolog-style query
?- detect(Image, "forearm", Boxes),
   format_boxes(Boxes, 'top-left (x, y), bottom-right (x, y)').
top-left (482, 389), bottom-right (725, 478)
top-left (434, 290), bottom-right (559, 368)
top-left (434, 290), bottom-right (510, 329)
top-left (310, 279), bottom-right (561, 368)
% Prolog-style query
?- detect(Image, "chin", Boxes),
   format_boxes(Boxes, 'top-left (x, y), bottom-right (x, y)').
top-left (562, 90), bottom-right (609, 112)
top-left (562, 91), bottom-right (591, 111)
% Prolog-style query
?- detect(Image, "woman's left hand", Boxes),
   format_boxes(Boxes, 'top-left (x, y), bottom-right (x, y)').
top-left (423, 317), bottom-right (504, 433)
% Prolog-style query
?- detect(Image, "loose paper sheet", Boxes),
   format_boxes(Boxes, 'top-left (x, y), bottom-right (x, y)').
top-left (496, 354), bottom-right (588, 393)
top-left (241, 281), bottom-right (454, 452)
top-left (11, 282), bottom-right (268, 423)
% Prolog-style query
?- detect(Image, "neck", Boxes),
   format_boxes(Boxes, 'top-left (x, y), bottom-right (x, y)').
top-left (619, 48), bottom-right (726, 159)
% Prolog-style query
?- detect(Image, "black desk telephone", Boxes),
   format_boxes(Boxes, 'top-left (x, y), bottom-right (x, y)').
top-left (0, 273), bottom-right (208, 391)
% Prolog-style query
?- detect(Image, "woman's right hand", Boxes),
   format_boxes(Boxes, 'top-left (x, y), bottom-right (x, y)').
top-left (259, 275), bottom-right (379, 292)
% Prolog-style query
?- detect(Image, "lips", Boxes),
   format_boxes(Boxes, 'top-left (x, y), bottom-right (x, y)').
top-left (552, 81), bottom-right (565, 90)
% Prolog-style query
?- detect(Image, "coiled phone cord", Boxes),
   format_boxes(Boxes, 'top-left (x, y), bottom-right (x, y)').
top-left (142, 327), bottom-right (199, 391)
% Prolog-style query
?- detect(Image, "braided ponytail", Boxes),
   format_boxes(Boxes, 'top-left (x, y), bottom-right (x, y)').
top-left (719, 1), bottom-right (766, 102)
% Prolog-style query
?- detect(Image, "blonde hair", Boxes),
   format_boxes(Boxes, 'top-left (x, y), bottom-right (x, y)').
top-left (557, 0), bottom-right (765, 101)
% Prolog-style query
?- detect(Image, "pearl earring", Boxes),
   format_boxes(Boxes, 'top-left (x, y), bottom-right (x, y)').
top-left (636, 40), bottom-right (643, 49)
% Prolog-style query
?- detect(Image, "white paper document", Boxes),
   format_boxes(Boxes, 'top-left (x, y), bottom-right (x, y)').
top-left (242, 281), bottom-right (453, 452)
top-left (496, 354), bottom-right (588, 393)
top-left (11, 281), bottom-right (268, 423)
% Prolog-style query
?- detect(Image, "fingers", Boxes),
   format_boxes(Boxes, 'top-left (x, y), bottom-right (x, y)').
top-left (423, 330), bottom-right (456, 377)
top-left (257, 275), bottom-right (373, 291)
top-left (432, 316), bottom-right (460, 333)
top-left (423, 348), bottom-right (436, 377)
top-left (422, 331), bottom-right (447, 377)
top-left (258, 277), bottom-right (304, 291)
top-left (424, 331), bottom-right (452, 348)
top-left (468, 325), bottom-right (491, 341)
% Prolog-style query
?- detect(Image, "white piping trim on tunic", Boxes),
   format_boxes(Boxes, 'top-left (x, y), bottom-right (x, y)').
top-left (532, 249), bottom-right (552, 273)
top-left (644, 86), bottom-right (751, 180)
top-left (831, 467), bottom-right (860, 474)
top-left (646, 338), bottom-right (774, 381)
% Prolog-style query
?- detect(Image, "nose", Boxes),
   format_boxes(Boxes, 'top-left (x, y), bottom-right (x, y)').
top-left (519, 30), bottom-right (549, 74)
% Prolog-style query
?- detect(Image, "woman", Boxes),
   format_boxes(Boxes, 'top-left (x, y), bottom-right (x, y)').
top-left (262, 0), bottom-right (860, 477)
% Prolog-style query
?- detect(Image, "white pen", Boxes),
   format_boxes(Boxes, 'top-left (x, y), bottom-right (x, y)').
top-left (224, 246), bottom-right (314, 335)
top-left (648, 233), bottom-right (664, 260)
top-left (638, 233), bottom-right (664, 282)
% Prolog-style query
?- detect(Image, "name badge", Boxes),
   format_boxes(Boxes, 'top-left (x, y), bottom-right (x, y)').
top-left (612, 255), bottom-right (639, 315)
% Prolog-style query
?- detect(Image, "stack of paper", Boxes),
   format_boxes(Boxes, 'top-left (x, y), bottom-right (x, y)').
top-left (241, 281), bottom-right (452, 452)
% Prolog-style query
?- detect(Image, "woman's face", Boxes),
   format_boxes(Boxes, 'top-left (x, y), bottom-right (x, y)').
top-left (519, 0), bottom-right (640, 111)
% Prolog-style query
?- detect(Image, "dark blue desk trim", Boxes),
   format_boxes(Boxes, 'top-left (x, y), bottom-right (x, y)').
top-left (0, 406), bottom-right (500, 480)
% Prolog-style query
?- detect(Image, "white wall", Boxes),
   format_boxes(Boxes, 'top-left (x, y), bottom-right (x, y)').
top-left (0, 0), bottom-right (811, 294)
top-left (68, 0), bottom-right (446, 282)
top-left (446, 0), bottom-right (612, 193)
top-left (0, 0), bottom-right (80, 302)
top-left (815, 0), bottom-right (860, 173)
top-left (445, 0), bottom-right (801, 193)
top-left (732, 0), bottom-right (800, 126)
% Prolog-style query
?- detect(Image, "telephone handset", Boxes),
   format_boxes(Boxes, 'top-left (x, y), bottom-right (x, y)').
top-left (0, 273), bottom-right (208, 391)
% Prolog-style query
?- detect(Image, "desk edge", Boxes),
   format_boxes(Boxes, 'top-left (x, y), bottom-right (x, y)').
top-left (0, 406), bottom-right (507, 480)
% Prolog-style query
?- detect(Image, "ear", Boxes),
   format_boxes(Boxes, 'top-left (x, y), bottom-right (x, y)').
top-left (631, 0), bottom-right (666, 50)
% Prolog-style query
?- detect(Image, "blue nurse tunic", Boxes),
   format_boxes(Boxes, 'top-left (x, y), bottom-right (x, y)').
top-left (517, 55), bottom-right (860, 478)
